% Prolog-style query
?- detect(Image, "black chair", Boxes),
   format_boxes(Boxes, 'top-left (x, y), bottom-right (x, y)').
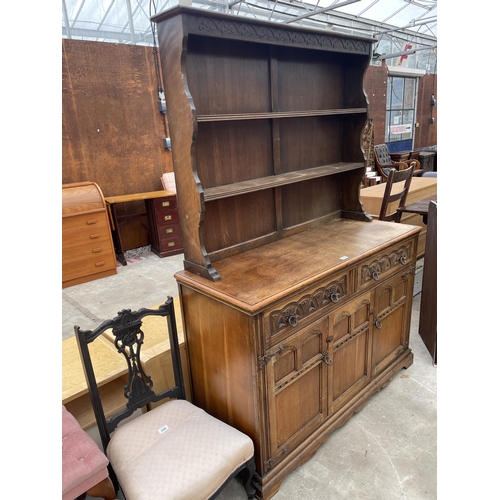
top-left (75, 297), bottom-right (256, 500)
top-left (378, 165), bottom-right (414, 222)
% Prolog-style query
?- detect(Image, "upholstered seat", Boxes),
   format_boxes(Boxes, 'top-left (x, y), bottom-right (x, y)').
top-left (108, 399), bottom-right (254, 500)
top-left (62, 405), bottom-right (115, 500)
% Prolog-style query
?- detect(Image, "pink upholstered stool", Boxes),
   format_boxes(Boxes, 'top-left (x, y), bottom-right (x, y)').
top-left (62, 405), bottom-right (116, 500)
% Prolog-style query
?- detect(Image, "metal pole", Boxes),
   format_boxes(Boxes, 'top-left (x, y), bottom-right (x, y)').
top-left (126, 0), bottom-right (136, 44)
top-left (62, 0), bottom-right (72, 39)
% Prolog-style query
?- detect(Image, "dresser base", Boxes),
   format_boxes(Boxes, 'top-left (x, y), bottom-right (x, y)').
top-left (254, 349), bottom-right (414, 500)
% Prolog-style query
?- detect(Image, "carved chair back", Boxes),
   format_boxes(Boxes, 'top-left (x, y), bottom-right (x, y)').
top-left (75, 298), bottom-right (185, 452)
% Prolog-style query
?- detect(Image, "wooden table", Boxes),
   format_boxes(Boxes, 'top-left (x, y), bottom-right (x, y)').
top-left (105, 190), bottom-right (175, 265)
top-left (360, 177), bottom-right (437, 258)
top-left (398, 194), bottom-right (437, 225)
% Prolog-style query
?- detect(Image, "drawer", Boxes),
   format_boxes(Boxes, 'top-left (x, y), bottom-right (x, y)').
top-left (62, 245), bottom-right (116, 282)
top-left (263, 270), bottom-right (350, 349)
top-left (63, 239), bottom-right (115, 263)
top-left (158, 235), bottom-right (183, 253)
top-left (151, 196), bottom-right (178, 213)
top-left (155, 210), bottom-right (179, 226)
top-left (355, 240), bottom-right (415, 292)
top-left (157, 223), bottom-right (182, 241)
top-left (63, 213), bottom-right (110, 247)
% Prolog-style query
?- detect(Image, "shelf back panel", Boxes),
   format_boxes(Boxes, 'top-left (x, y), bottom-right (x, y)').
top-left (282, 176), bottom-right (342, 229)
top-left (186, 36), bottom-right (271, 115)
top-left (279, 116), bottom-right (344, 173)
top-left (203, 190), bottom-right (277, 254)
top-left (195, 121), bottom-right (274, 188)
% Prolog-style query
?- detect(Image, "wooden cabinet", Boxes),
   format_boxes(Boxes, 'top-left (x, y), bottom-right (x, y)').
top-left (62, 182), bottom-right (117, 288)
top-left (146, 194), bottom-right (183, 258)
top-left (152, 7), bottom-right (421, 499)
top-left (175, 222), bottom-right (419, 499)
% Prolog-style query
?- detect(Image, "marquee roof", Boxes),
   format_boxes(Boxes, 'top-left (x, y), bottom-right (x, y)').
top-left (62, 0), bottom-right (437, 70)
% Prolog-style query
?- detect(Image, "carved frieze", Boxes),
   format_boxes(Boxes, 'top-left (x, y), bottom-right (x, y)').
top-left (194, 16), bottom-right (371, 54)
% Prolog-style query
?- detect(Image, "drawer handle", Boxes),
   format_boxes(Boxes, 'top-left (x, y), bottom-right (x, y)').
top-left (328, 290), bottom-right (340, 303)
top-left (165, 228), bottom-right (174, 234)
top-left (92, 247), bottom-right (102, 253)
top-left (374, 318), bottom-right (383, 330)
top-left (95, 261), bottom-right (105, 267)
top-left (89, 233), bottom-right (100, 239)
top-left (285, 312), bottom-right (299, 327)
top-left (397, 253), bottom-right (407, 265)
top-left (162, 201), bottom-right (170, 207)
top-left (322, 351), bottom-right (333, 366)
top-left (164, 215), bottom-right (172, 221)
top-left (167, 242), bottom-right (175, 247)
top-left (86, 219), bottom-right (97, 225)
top-left (369, 268), bottom-right (380, 281)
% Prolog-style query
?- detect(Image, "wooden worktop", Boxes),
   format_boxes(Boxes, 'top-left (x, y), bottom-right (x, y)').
top-left (104, 189), bottom-right (175, 204)
top-left (175, 218), bottom-right (420, 314)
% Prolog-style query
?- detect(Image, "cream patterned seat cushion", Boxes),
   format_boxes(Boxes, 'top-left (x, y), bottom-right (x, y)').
top-left (107, 399), bottom-right (254, 500)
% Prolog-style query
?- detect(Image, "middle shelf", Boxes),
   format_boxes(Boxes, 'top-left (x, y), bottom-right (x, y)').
top-left (203, 162), bottom-right (365, 201)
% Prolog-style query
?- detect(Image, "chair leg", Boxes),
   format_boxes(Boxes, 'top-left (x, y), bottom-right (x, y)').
top-left (239, 457), bottom-right (256, 499)
top-left (86, 476), bottom-right (116, 500)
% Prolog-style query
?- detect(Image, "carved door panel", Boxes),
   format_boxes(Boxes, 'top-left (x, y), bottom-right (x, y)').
top-left (372, 268), bottom-right (414, 376)
top-left (327, 291), bottom-right (372, 415)
top-left (263, 317), bottom-right (328, 473)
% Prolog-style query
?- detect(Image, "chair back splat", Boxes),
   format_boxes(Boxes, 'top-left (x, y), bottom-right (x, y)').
top-left (75, 297), bottom-right (256, 500)
top-left (379, 165), bottom-right (414, 223)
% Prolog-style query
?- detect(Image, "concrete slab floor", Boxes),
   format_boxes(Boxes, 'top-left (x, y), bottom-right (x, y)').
top-left (64, 250), bottom-right (436, 500)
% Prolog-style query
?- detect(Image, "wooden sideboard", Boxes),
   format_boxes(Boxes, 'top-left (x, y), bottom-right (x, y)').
top-left (63, 182), bottom-right (117, 288)
top-left (153, 7), bottom-right (421, 499)
top-left (360, 177), bottom-right (437, 258)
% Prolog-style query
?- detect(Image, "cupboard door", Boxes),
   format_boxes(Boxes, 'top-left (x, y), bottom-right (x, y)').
top-left (372, 269), bottom-right (414, 376)
top-left (264, 318), bottom-right (328, 473)
top-left (328, 291), bottom-right (372, 415)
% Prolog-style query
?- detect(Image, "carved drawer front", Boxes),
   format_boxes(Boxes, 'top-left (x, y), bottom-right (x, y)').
top-left (327, 291), bottom-right (372, 415)
top-left (356, 241), bottom-right (415, 292)
top-left (262, 318), bottom-right (329, 473)
top-left (263, 272), bottom-right (350, 348)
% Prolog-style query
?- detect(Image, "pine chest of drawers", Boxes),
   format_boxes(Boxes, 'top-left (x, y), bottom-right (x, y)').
top-left (62, 182), bottom-right (117, 288)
